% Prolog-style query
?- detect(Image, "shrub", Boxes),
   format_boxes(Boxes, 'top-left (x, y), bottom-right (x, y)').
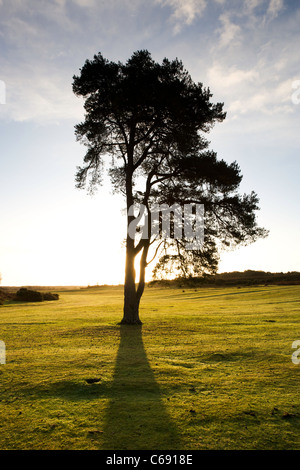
top-left (1, 288), bottom-right (59, 304)
top-left (43, 292), bottom-right (59, 301)
top-left (0, 289), bottom-right (14, 304)
top-left (14, 288), bottom-right (43, 302)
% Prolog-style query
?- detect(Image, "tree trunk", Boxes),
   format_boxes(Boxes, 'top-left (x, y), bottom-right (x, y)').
top-left (121, 237), bottom-right (149, 325)
top-left (121, 153), bottom-right (146, 325)
top-left (121, 239), bottom-right (142, 324)
top-left (136, 242), bottom-right (149, 305)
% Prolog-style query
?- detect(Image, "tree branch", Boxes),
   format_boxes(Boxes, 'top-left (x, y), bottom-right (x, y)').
top-left (145, 239), bottom-right (164, 266)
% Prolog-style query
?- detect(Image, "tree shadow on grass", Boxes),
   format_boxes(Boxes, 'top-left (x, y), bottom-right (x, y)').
top-left (19, 326), bottom-right (182, 449)
top-left (101, 325), bottom-right (182, 450)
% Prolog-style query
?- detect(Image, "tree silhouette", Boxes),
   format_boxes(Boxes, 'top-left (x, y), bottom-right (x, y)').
top-left (73, 50), bottom-right (268, 324)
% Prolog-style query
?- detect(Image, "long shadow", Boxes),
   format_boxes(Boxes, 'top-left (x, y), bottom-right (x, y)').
top-left (101, 325), bottom-right (182, 450)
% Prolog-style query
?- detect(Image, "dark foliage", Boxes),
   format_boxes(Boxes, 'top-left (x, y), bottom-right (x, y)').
top-left (0, 288), bottom-right (14, 304)
top-left (43, 292), bottom-right (59, 301)
top-left (149, 271), bottom-right (300, 288)
top-left (15, 288), bottom-right (43, 302)
top-left (14, 288), bottom-right (59, 303)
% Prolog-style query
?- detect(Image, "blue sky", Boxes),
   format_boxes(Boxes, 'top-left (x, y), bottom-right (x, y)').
top-left (0, 0), bottom-right (299, 286)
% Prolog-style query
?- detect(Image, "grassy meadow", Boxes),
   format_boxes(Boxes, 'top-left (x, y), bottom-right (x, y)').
top-left (0, 284), bottom-right (300, 450)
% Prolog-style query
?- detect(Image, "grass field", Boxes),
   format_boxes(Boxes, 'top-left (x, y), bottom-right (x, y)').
top-left (0, 284), bottom-right (300, 450)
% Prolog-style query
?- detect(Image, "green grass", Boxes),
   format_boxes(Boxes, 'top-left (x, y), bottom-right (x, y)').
top-left (0, 284), bottom-right (300, 450)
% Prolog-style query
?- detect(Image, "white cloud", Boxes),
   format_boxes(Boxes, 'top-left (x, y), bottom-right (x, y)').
top-left (0, 0), bottom-right (77, 37)
top-left (264, 0), bottom-right (284, 23)
top-left (155, 0), bottom-right (207, 33)
top-left (72, 0), bottom-right (96, 6)
top-left (0, 68), bottom-right (84, 123)
top-left (208, 64), bottom-right (259, 89)
top-left (245, 0), bottom-right (264, 13)
top-left (267, 0), bottom-right (284, 17)
top-left (216, 13), bottom-right (241, 48)
top-left (206, 61), bottom-right (294, 120)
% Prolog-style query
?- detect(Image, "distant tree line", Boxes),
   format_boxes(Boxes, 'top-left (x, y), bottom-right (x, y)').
top-left (149, 270), bottom-right (300, 288)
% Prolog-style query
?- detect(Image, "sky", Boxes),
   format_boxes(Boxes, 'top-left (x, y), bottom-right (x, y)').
top-left (0, 0), bottom-right (299, 286)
